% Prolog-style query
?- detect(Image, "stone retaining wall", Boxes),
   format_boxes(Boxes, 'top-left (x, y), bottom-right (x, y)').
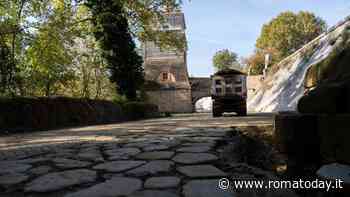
top-left (146, 89), bottom-right (193, 113)
top-left (274, 113), bottom-right (350, 176)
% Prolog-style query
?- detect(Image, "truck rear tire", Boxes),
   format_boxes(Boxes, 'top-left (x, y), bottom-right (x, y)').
top-left (237, 107), bottom-right (247, 116)
top-left (213, 109), bottom-right (222, 117)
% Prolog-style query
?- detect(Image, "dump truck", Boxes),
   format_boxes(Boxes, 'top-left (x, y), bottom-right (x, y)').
top-left (211, 69), bottom-right (247, 117)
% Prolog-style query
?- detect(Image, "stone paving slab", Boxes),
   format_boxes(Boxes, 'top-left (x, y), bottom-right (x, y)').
top-left (0, 173), bottom-right (29, 186)
top-left (65, 177), bottom-right (142, 197)
top-left (129, 190), bottom-right (179, 197)
top-left (105, 148), bottom-right (141, 160)
top-left (177, 165), bottom-right (227, 178)
top-left (126, 160), bottom-right (175, 176)
top-left (142, 145), bottom-right (170, 152)
top-left (144, 176), bottom-right (181, 189)
top-left (0, 114), bottom-right (276, 197)
top-left (135, 151), bottom-right (175, 160)
top-left (172, 153), bottom-right (218, 164)
top-left (16, 157), bottom-right (49, 164)
top-left (0, 161), bottom-right (32, 175)
top-left (123, 142), bottom-right (154, 148)
top-left (176, 146), bottom-right (211, 153)
top-left (52, 158), bottom-right (92, 169)
top-left (182, 142), bottom-right (216, 147)
top-left (77, 151), bottom-right (104, 162)
top-left (93, 161), bottom-right (146, 173)
top-left (29, 166), bottom-right (52, 175)
top-left (25, 169), bottom-right (97, 192)
top-left (183, 179), bottom-right (236, 197)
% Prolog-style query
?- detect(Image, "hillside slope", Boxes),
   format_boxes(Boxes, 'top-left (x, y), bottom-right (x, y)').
top-left (248, 17), bottom-right (350, 112)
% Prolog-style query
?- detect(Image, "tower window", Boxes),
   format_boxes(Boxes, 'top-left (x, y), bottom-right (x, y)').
top-left (159, 72), bottom-right (175, 82)
top-left (162, 72), bottom-right (168, 81)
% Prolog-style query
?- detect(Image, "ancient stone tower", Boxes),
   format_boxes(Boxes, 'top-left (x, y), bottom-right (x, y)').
top-left (143, 11), bottom-right (193, 113)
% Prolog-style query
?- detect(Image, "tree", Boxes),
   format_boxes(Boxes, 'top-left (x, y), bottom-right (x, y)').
top-left (69, 36), bottom-right (116, 100)
top-left (25, 0), bottom-right (77, 96)
top-left (0, 0), bottom-right (186, 99)
top-left (256, 11), bottom-right (326, 61)
top-left (244, 48), bottom-right (280, 75)
top-left (0, 42), bottom-right (15, 95)
top-left (86, 0), bottom-right (185, 100)
top-left (244, 51), bottom-right (265, 75)
top-left (86, 0), bottom-right (144, 100)
top-left (248, 11), bottom-right (326, 75)
top-left (0, 0), bottom-right (49, 95)
top-left (124, 0), bottom-right (186, 51)
top-left (212, 49), bottom-right (240, 71)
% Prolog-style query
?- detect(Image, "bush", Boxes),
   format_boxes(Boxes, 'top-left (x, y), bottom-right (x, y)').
top-left (112, 94), bottom-right (128, 105)
top-left (0, 97), bottom-right (159, 133)
top-left (123, 102), bottom-right (159, 120)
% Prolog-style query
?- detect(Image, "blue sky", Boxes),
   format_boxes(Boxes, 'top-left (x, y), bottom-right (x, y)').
top-left (182, 0), bottom-right (350, 77)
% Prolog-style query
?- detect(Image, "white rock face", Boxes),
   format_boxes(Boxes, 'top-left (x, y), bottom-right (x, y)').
top-left (248, 20), bottom-right (350, 112)
top-left (195, 97), bottom-right (212, 112)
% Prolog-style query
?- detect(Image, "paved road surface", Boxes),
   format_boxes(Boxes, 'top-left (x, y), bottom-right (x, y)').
top-left (0, 113), bottom-right (273, 151)
top-left (0, 113), bottom-right (279, 197)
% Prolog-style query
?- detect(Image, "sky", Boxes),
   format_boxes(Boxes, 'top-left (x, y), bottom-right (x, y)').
top-left (182, 0), bottom-right (350, 77)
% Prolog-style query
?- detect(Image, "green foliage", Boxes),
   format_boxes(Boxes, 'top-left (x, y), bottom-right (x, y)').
top-left (85, 0), bottom-right (186, 100)
top-left (0, 0), bottom-right (51, 94)
top-left (244, 50), bottom-right (265, 75)
top-left (86, 0), bottom-right (144, 100)
top-left (0, 0), bottom-right (186, 99)
top-left (249, 11), bottom-right (326, 74)
top-left (212, 49), bottom-right (240, 71)
top-left (0, 41), bottom-right (15, 95)
top-left (112, 94), bottom-right (128, 106)
top-left (256, 11), bottom-right (326, 58)
top-left (122, 101), bottom-right (159, 120)
top-left (69, 11), bottom-right (118, 100)
top-left (25, 2), bottom-right (76, 96)
top-left (125, 0), bottom-right (186, 51)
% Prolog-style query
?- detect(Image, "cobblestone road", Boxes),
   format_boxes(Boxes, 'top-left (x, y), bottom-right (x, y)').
top-left (0, 113), bottom-right (278, 197)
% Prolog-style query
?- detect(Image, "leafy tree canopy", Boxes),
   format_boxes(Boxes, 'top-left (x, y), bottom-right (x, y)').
top-left (86, 0), bottom-right (143, 100)
top-left (247, 11), bottom-right (326, 75)
top-left (212, 49), bottom-right (240, 71)
top-left (256, 11), bottom-right (326, 60)
top-left (0, 0), bottom-right (186, 98)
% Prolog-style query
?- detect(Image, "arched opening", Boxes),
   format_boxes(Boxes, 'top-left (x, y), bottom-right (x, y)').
top-left (195, 97), bottom-right (212, 113)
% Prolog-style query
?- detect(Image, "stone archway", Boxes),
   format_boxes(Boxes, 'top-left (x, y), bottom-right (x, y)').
top-left (189, 77), bottom-right (212, 112)
top-left (194, 97), bottom-right (212, 112)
